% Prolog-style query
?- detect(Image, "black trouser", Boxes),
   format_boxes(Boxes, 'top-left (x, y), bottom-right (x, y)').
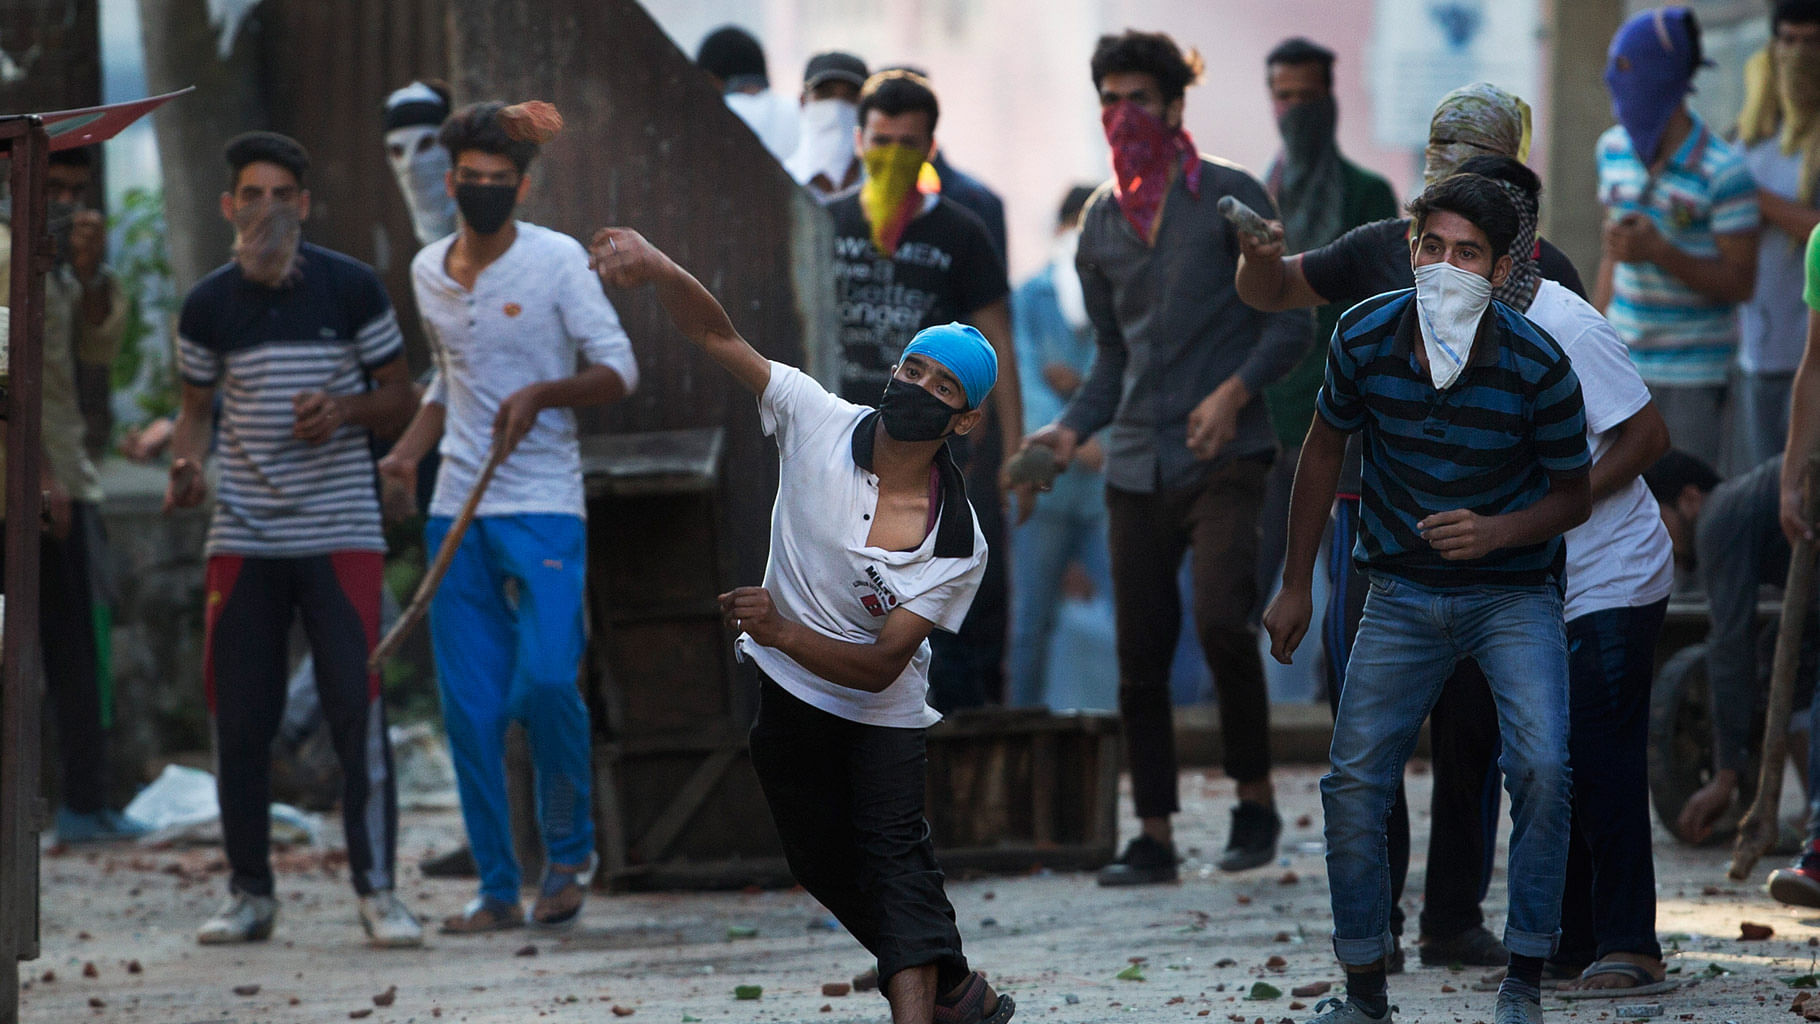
top-left (749, 676), bottom-right (969, 991)
top-left (929, 418), bottom-right (1008, 712)
top-left (1324, 498), bottom-right (1500, 941)
top-left (1556, 599), bottom-right (1669, 966)
top-left (1, 503), bottom-right (111, 813)
top-left (204, 552), bottom-right (397, 897)
top-left (1106, 460), bottom-right (1271, 817)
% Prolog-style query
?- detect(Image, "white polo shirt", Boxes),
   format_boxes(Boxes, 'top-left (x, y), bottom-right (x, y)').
top-left (737, 363), bottom-right (988, 728)
top-left (1525, 280), bottom-right (1674, 621)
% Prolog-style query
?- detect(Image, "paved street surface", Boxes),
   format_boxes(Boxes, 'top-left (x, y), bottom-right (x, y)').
top-left (15, 762), bottom-right (1811, 1023)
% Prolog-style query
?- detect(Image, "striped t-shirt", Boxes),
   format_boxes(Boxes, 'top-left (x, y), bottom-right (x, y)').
top-left (1596, 116), bottom-right (1759, 387)
top-left (177, 243), bottom-right (404, 557)
top-left (1317, 290), bottom-right (1590, 588)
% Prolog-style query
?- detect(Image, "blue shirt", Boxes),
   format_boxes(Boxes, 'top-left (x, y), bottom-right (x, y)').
top-left (1317, 290), bottom-right (1590, 588)
top-left (1013, 261), bottom-right (1102, 514)
top-left (1596, 114), bottom-right (1759, 386)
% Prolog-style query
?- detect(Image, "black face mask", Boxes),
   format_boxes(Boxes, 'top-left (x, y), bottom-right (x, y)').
top-left (879, 378), bottom-right (961, 442)
top-left (454, 183), bottom-right (518, 234)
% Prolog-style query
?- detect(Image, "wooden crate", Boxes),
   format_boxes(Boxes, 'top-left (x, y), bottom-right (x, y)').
top-left (926, 708), bottom-right (1122, 872)
top-left (591, 708), bottom-right (1122, 890)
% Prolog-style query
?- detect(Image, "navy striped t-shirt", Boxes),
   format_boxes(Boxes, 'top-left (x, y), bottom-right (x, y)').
top-left (177, 243), bottom-right (404, 557)
top-left (1316, 289), bottom-right (1590, 588)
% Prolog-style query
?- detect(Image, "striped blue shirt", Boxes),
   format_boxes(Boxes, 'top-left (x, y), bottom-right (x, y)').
top-left (1317, 290), bottom-right (1590, 588)
top-left (178, 244), bottom-right (404, 557)
top-left (1596, 115), bottom-right (1759, 386)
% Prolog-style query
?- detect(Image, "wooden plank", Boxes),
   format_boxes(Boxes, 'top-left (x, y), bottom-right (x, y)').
top-left (3, 123), bottom-right (51, 1016)
top-left (630, 747), bottom-right (739, 864)
top-left (1031, 732), bottom-right (1056, 846)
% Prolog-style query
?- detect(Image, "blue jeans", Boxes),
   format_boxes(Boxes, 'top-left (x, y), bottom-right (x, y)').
top-left (1008, 498), bottom-right (1109, 708)
top-left (1325, 574), bottom-right (1571, 965)
top-left (427, 514), bottom-right (594, 904)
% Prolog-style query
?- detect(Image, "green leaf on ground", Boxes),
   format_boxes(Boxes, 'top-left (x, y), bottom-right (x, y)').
top-left (1246, 982), bottom-right (1282, 1000)
top-left (1784, 974), bottom-right (1820, 988)
top-left (733, 985), bottom-right (763, 1000)
top-left (1703, 964), bottom-right (1729, 977)
top-left (726, 925), bottom-right (758, 939)
top-left (1115, 963), bottom-right (1145, 981)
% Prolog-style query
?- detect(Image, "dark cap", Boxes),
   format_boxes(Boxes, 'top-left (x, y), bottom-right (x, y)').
top-left (803, 51), bottom-right (868, 90)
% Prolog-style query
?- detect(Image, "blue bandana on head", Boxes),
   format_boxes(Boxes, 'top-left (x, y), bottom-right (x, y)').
top-left (900, 322), bottom-right (997, 410)
top-left (1605, 7), bottom-right (1704, 166)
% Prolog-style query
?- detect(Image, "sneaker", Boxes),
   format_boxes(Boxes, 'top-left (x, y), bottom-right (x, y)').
top-left (55, 807), bottom-right (150, 844)
top-left (440, 896), bottom-right (524, 934)
top-left (1493, 990), bottom-right (1543, 1024)
top-left (1096, 835), bottom-right (1178, 886)
top-left (1217, 801), bottom-right (1282, 872)
top-left (197, 891), bottom-right (279, 944)
top-left (358, 890), bottom-right (424, 948)
top-left (1768, 841), bottom-right (1820, 908)
top-left (1304, 996), bottom-right (1394, 1022)
top-left (531, 851), bottom-right (598, 928)
top-left (1419, 925), bottom-right (1509, 967)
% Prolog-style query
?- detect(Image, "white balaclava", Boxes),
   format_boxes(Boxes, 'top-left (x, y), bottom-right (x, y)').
top-left (383, 81), bottom-right (456, 246)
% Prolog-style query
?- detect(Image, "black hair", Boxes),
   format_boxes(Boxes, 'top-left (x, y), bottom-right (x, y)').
top-left (857, 70), bottom-right (940, 135)
top-left (1405, 173), bottom-right (1520, 260)
top-left (1060, 185), bottom-right (1096, 226)
top-left (48, 147), bottom-right (95, 170)
top-left (1776, 0), bottom-right (1820, 29)
top-left (1454, 154), bottom-right (1542, 200)
top-left (438, 101), bottom-right (538, 175)
top-left (223, 131), bottom-right (309, 189)
top-left (1090, 30), bottom-right (1205, 104)
top-left (1265, 37), bottom-right (1335, 90)
top-left (696, 26), bottom-right (767, 82)
top-left (1642, 451), bottom-right (1720, 504)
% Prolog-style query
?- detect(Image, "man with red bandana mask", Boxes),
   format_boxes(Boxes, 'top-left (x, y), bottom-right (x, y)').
top-left (1020, 29), bottom-right (1314, 884)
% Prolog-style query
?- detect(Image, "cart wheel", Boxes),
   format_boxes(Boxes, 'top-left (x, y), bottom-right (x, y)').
top-left (1648, 644), bottom-right (1738, 846)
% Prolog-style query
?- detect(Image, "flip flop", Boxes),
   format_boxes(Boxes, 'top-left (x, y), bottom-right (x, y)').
top-left (1553, 959), bottom-right (1679, 1000)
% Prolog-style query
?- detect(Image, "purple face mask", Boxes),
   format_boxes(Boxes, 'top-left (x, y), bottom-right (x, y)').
top-left (1604, 6), bottom-right (1699, 165)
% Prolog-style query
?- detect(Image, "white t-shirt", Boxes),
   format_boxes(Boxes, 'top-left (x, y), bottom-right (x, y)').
top-left (1525, 280), bottom-right (1674, 620)
top-left (413, 222), bottom-right (639, 519)
top-left (1740, 140), bottom-right (1810, 375)
top-left (736, 363), bottom-right (988, 728)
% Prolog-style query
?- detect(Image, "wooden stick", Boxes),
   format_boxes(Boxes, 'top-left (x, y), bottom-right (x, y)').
top-left (1730, 452), bottom-right (1820, 880)
top-left (368, 434), bottom-right (510, 673)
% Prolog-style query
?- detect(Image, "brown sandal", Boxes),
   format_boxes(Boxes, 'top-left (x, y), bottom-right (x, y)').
top-left (934, 971), bottom-right (1015, 1024)
top-left (439, 897), bottom-right (523, 934)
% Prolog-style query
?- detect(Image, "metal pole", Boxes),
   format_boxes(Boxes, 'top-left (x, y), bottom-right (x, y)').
top-left (0, 115), bottom-right (50, 1024)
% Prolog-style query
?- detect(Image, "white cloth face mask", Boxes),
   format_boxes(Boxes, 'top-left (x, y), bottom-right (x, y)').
top-left (386, 125), bottom-right (457, 246)
top-left (1412, 259), bottom-right (1493, 390)
top-left (784, 98), bottom-right (859, 192)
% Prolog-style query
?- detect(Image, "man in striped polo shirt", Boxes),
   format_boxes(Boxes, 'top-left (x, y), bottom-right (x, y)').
top-left (1265, 174), bottom-right (1591, 1024)
top-left (1596, 6), bottom-right (1759, 469)
top-left (167, 131), bottom-right (422, 948)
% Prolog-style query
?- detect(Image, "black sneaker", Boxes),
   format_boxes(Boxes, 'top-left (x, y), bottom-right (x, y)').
top-left (1096, 834), bottom-right (1178, 886)
top-left (1216, 801), bottom-right (1281, 872)
top-left (1418, 925), bottom-right (1508, 967)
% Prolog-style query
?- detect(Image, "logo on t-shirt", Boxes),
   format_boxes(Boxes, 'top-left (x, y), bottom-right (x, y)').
top-left (854, 565), bottom-right (900, 617)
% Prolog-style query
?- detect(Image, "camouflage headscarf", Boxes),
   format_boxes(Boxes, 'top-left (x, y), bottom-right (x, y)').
top-left (1423, 82), bottom-right (1533, 186)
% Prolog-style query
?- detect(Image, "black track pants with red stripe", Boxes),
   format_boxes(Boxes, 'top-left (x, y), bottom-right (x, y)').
top-left (204, 552), bottom-right (397, 897)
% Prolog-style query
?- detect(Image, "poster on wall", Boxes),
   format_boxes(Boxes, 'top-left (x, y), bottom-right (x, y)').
top-left (1369, 0), bottom-right (1542, 150)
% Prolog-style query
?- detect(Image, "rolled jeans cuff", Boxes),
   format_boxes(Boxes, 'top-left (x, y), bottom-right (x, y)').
top-left (1332, 931), bottom-right (1398, 966)
top-left (1502, 925), bottom-right (1560, 961)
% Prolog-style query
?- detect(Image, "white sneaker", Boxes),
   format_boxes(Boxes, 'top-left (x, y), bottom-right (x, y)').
top-left (196, 891), bottom-right (279, 944)
top-left (358, 890), bottom-right (424, 948)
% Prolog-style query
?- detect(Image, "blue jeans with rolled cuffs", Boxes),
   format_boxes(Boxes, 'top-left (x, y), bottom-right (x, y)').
top-left (1324, 573), bottom-right (1571, 965)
